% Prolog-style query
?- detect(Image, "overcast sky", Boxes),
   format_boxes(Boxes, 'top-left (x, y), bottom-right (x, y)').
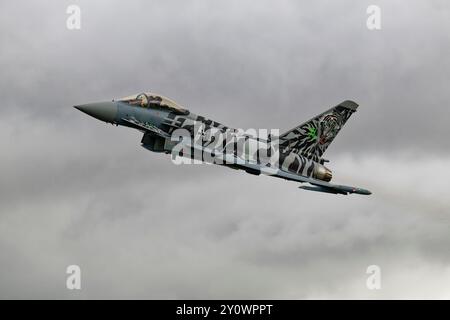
top-left (0, 0), bottom-right (449, 299)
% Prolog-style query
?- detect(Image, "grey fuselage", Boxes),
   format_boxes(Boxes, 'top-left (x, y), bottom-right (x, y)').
top-left (75, 98), bottom-right (326, 181)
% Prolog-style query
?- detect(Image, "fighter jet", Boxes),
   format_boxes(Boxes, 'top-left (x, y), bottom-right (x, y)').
top-left (75, 93), bottom-right (371, 195)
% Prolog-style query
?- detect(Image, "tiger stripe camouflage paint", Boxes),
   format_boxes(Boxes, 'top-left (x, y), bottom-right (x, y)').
top-left (161, 100), bottom-right (358, 180)
top-left (279, 100), bottom-right (358, 162)
top-left (75, 93), bottom-right (371, 195)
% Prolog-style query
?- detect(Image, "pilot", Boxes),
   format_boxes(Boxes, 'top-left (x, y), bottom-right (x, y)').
top-left (137, 93), bottom-right (148, 107)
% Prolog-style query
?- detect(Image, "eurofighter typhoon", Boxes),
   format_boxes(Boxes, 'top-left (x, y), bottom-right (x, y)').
top-left (75, 93), bottom-right (371, 195)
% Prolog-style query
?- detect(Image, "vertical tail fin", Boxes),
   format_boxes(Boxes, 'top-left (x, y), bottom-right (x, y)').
top-left (279, 100), bottom-right (359, 161)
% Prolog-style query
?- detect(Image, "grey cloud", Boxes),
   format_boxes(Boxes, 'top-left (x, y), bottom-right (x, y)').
top-left (2, 0), bottom-right (450, 153)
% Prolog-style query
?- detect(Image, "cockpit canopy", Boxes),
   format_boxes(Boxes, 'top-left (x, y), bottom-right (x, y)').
top-left (119, 92), bottom-right (189, 115)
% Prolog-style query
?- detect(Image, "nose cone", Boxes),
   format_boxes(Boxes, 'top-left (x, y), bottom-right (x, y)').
top-left (74, 101), bottom-right (118, 123)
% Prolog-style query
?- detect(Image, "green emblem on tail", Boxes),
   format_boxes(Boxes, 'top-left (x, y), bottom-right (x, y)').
top-left (308, 127), bottom-right (317, 140)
